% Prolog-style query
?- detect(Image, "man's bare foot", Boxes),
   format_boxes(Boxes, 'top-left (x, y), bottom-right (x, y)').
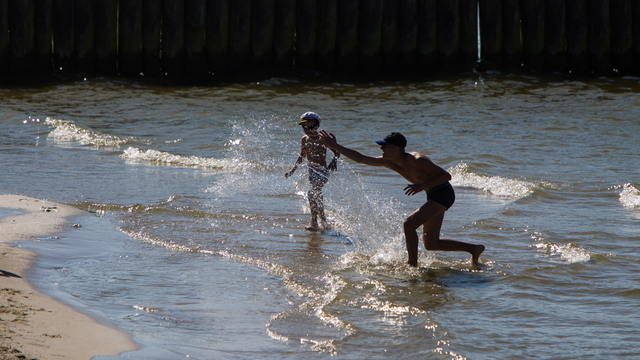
top-left (305, 222), bottom-right (318, 231)
top-left (471, 244), bottom-right (485, 267)
top-left (407, 259), bottom-right (418, 267)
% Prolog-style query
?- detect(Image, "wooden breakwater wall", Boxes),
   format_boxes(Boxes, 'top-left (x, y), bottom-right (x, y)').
top-left (0, 0), bottom-right (639, 79)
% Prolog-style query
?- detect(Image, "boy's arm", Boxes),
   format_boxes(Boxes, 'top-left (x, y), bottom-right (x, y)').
top-left (319, 130), bottom-right (386, 167)
top-left (285, 138), bottom-right (308, 178)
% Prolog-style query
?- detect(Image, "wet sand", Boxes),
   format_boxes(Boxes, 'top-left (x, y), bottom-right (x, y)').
top-left (0, 195), bottom-right (137, 360)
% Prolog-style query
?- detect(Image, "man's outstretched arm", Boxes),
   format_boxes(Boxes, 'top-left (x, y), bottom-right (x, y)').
top-left (319, 130), bottom-right (386, 167)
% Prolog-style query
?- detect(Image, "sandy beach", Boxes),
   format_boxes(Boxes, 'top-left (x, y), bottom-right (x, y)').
top-left (0, 195), bottom-right (137, 360)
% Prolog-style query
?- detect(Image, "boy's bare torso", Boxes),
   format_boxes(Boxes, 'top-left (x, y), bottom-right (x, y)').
top-left (302, 135), bottom-right (328, 167)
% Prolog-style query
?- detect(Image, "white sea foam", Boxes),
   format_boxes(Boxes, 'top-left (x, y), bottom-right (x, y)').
top-left (449, 162), bottom-right (536, 199)
top-left (617, 183), bottom-right (640, 209)
top-left (533, 242), bottom-right (591, 263)
top-left (121, 146), bottom-right (251, 170)
top-left (45, 117), bottom-right (135, 148)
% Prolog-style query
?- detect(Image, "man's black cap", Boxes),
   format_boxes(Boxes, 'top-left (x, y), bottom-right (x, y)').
top-left (375, 132), bottom-right (407, 149)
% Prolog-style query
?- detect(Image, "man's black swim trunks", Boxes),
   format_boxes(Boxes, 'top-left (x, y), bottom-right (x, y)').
top-left (426, 182), bottom-right (455, 210)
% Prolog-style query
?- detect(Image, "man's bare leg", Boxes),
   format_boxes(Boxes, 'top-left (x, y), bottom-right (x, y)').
top-left (404, 201), bottom-right (485, 267)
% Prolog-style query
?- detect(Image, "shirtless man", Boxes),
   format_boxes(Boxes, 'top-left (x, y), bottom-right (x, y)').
top-left (319, 130), bottom-right (484, 267)
top-left (285, 112), bottom-right (340, 231)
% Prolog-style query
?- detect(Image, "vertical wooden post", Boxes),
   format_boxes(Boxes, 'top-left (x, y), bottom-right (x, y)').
top-left (74, 0), bottom-right (95, 71)
top-left (228, 0), bottom-right (251, 71)
top-left (10, 0), bottom-right (35, 74)
top-left (53, 0), bottom-right (74, 71)
top-left (587, 0), bottom-right (611, 74)
top-left (358, 0), bottom-right (383, 74)
top-left (185, 0), bottom-right (206, 75)
top-left (0, 0), bottom-right (8, 76)
top-left (520, 0), bottom-right (545, 69)
top-left (381, 0), bottom-right (398, 72)
top-left (119, 0), bottom-right (143, 76)
top-left (610, 0), bottom-right (632, 73)
top-left (142, 0), bottom-right (161, 76)
top-left (251, 0), bottom-right (275, 68)
top-left (317, 0), bottom-right (337, 70)
top-left (273, 0), bottom-right (296, 68)
top-left (417, 0), bottom-right (436, 69)
top-left (566, 0), bottom-right (589, 74)
top-left (296, 0), bottom-right (317, 68)
top-left (398, 0), bottom-right (418, 70)
top-left (633, 0), bottom-right (640, 71)
top-left (336, 0), bottom-right (359, 72)
top-left (206, 0), bottom-right (229, 73)
top-left (479, 0), bottom-right (502, 64)
top-left (545, 0), bottom-right (567, 72)
top-left (502, 0), bottom-right (521, 67)
top-left (163, 0), bottom-right (185, 76)
top-left (459, 0), bottom-right (478, 64)
top-left (437, 0), bottom-right (461, 66)
top-left (94, 0), bottom-right (117, 74)
top-left (34, 0), bottom-right (53, 73)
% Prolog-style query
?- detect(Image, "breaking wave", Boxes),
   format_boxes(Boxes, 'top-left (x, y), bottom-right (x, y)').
top-left (45, 117), bottom-right (136, 148)
top-left (449, 162), bottom-right (536, 199)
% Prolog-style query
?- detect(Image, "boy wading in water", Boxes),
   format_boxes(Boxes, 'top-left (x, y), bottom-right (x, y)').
top-left (319, 130), bottom-right (485, 267)
top-left (285, 112), bottom-right (340, 231)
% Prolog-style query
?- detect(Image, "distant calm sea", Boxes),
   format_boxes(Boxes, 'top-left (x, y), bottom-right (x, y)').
top-left (1, 73), bottom-right (639, 359)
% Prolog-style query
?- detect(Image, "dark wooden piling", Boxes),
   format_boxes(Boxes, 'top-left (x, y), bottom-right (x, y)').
top-left (10, 0), bottom-right (35, 74)
top-left (336, 0), bottom-right (359, 72)
top-left (94, 0), bottom-right (117, 74)
top-left (587, 0), bottom-right (611, 74)
top-left (296, 0), bottom-right (317, 68)
top-left (272, 0), bottom-right (296, 68)
top-left (162, 0), bottom-right (185, 76)
top-left (566, 0), bottom-right (589, 74)
top-left (251, 0), bottom-right (275, 68)
top-left (317, 0), bottom-right (337, 70)
top-left (417, 0), bottom-right (437, 69)
top-left (206, 0), bottom-right (229, 73)
top-left (74, 0), bottom-right (95, 71)
top-left (459, 0), bottom-right (478, 63)
top-left (479, 0), bottom-right (502, 64)
top-left (398, 0), bottom-right (418, 70)
top-left (633, 0), bottom-right (640, 68)
top-left (185, 0), bottom-right (206, 75)
top-left (0, 0), bottom-right (9, 76)
top-left (228, 0), bottom-right (251, 71)
top-left (545, 0), bottom-right (567, 72)
top-left (381, 0), bottom-right (398, 72)
top-left (34, 0), bottom-right (53, 73)
top-left (520, 0), bottom-right (545, 69)
top-left (119, 0), bottom-right (142, 76)
top-left (53, 0), bottom-right (74, 71)
top-left (502, 0), bottom-right (521, 67)
top-left (358, 0), bottom-right (383, 74)
top-left (437, 0), bottom-right (461, 66)
top-left (142, 0), bottom-right (162, 76)
top-left (610, 0), bottom-right (633, 73)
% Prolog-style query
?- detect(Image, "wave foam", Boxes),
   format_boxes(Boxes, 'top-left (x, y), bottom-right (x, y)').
top-left (449, 162), bottom-right (536, 199)
top-left (618, 183), bottom-right (640, 209)
top-left (45, 117), bottom-right (135, 148)
top-left (121, 147), bottom-right (250, 170)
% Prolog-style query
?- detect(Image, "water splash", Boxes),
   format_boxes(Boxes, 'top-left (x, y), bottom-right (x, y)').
top-left (45, 117), bottom-right (136, 148)
top-left (449, 162), bottom-right (536, 199)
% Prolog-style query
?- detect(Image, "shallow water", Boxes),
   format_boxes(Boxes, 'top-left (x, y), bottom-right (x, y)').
top-left (2, 72), bottom-right (640, 359)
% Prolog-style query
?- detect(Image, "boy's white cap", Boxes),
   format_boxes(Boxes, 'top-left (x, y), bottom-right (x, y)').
top-left (298, 111), bottom-right (321, 125)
